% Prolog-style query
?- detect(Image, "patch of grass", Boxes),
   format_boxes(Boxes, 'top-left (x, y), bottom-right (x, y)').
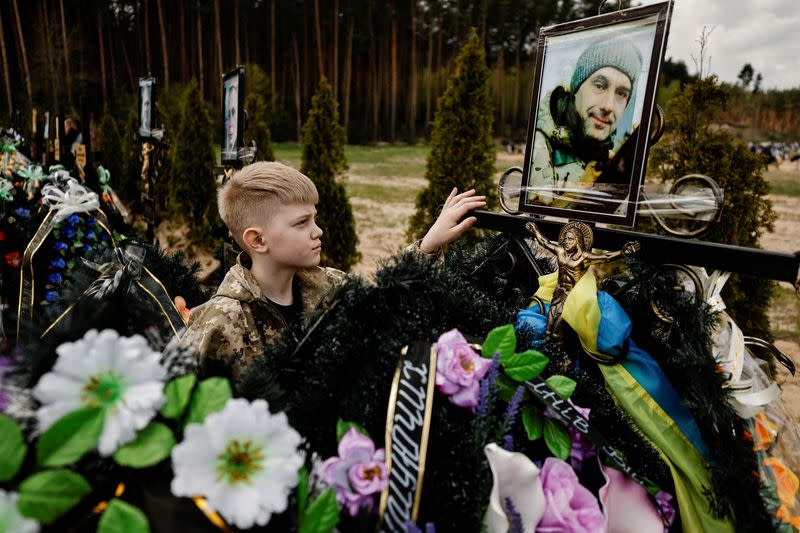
top-left (770, 284), bottom-right (800, 342)
top-left (764, 167), bottom-right (800, 197)
top-left (768, 180), bottom-right (800, 198)
top-left (345, 182), bottom-right (417, 204)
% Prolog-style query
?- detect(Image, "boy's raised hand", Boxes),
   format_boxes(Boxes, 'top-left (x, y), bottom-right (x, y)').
top-left (419, 188), bottom-right (487, 254)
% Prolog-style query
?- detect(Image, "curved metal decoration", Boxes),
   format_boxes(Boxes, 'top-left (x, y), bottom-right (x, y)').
top-left (647, 174), bottom-right (724, 237)
top-left (744, 336), bottom-right (796, 376)
top-left (498, 166), bottom-right (524, 215)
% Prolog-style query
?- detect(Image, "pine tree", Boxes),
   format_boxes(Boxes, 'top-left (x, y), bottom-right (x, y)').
top-left (95, 112), bottom-right (123, 192)
top-left (170, 80), bottom-right (217, 232)
top-left (407, 28), bottom-right (497, 241)
top-left (648, 76), bottom-right (776, 339)
top-left (300, 77), bottom-right (359, 271)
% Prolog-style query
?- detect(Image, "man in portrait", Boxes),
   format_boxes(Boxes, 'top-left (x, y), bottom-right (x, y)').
top-left (528, 36), bottom-right (642, 209)
top-left (140, 85), bottom-right (151, 134)
top-left (225, 82), bottom-right (239, 157)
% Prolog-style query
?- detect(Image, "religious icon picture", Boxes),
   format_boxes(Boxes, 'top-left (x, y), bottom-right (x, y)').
top-left (519, 1), bottom-right (673, 226)
top-left (138, 77), bottom-right (156, 139)
top-left (221, 66), bottom-right (246, 165)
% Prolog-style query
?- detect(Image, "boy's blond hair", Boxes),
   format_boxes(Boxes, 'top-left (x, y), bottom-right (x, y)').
top-left (218, 162), bottom-right (318, 248)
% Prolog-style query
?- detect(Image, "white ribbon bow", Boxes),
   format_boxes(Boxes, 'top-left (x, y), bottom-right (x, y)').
top-left (41, 179), bottom-right (99, 224)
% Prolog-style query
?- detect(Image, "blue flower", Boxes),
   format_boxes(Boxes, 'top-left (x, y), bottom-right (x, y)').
top-left (53, 241), bottom-right (68, 252)
top-left (82, 245), bottom-right (93, 254)
top-left (47, 273), bottom-right (63, 285)
top-left (62, 227), bottom-right (76, 239)
top-left (85, 216), bottom-right (96, 226)
top-left (50, 258), bottom-right (66, 269)
top-left (13, 207), bottom-right (31, 219)
top-left (85, 230), bottom-right (96, 240)
top-left (44, 290), bottom-right (59, 303)
top-left (65, 213), bottom-right (81, 226)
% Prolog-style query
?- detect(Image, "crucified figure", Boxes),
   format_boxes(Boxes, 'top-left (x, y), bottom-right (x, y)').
top-left (526, 221), bottom-right (640, 339)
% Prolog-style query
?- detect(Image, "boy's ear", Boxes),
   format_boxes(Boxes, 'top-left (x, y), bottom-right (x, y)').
top-left (241, 226), bottom-right (268, 253)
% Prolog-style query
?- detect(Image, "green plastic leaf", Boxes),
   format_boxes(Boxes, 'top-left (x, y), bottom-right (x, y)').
top-left (481, 324), bottom-right (517, 359)
top-left (336, 419), bottom-right (369, 441)
top-left (496, 374), bottom-right (520, 402)
top-left (501, 350), bottom-right (549, 381)
top-left (17, 469), bottom-right (92, 524)
top-left (543, 418), bottom-right (572, 461)
top-left (113, 422), bottom-right (176, 468)
top-left (184, 377), bottom-right (232, 427)
top-left (522, 405), bottom-right (543, 441)
top-left (545, 375), bottom-right (577, 400)
top-left (97, 498), bottom-right (151, 533)
top-left (37, 407), bottom-right (104, 467)
top-left (297, 466), bottom-right (309, 519)
top-left (300, 488), bottom-right (340, 533)
top-left (160, 374), bottom-right (197, 419)
top-left (0, 414), bottom-right (26, 481)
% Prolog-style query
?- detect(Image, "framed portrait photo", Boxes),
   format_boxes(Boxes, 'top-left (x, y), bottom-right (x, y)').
top-left (138, 77), bottom-right (156, 139)
top-left (221, 66), bottom-right (246, 165)
top-left (519, 1), bottom-right (674, 226)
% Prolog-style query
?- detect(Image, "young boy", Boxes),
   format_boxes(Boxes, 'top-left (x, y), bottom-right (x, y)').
top-left (183, 162), bottom-right (485, 386)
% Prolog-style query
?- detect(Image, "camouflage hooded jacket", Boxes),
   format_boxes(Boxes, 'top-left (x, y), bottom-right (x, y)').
top-left (182, 254), bottom-right (346, 388)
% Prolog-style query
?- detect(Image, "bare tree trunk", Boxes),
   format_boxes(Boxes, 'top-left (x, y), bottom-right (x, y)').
top-left (390, 7), bottom-right (397, 142)
top-left (178, 0), bottom-right (187, 80)
top-left (313, 0), bottom-right (324, 79)
top-left (496, 49), bottom-right (505, 126)
top-left (40, 0), bottom-right (58, 111)
top-left (369, 7), bottom-right (379, 141)
top-left (108, 19), bottom-right (117, 96)
top-left (234, 0), bottom-right (240, 64)
top-left (512, 38), bottom-right (521, 129)
top-left (343, 17), bottom-right (354, 130)
top-left (59, 0), bottom-right (73, 105)
top-left (11, 0), bottom-right (32, 104)
top-left (97, 12), bottom-right (108, 110)
top-left (425, 11), bottom-right (435, 126)
top-left (291, 34), bottom-right (302, 140)
top-left (214, 0), bottom-right (223, 99)
top-left (156, 0), bottom-right (169, 88)
top-left (121, 34), bottom-right (135, 92)
top-left (144, 0), bottom-right (152, 73)
top-left (434, 10), bottom-right (443, 114)
top-left (0, 7), bottom-right (12, 114)
top-left (270, 0), bottom-right (276, 101)
top-left (196, 2), bottom-right (204, 96)
top-left (333, 0), bottom-right (339, 100)
top-left (408, 0), bottom-right (417, 140)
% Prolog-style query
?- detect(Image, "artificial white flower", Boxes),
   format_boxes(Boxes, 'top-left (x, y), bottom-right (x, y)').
top-left (0, 489), bottom-right (39, 533)
top-left (33, 329), bottom-right (166, 456)
top-left (484, 443), bottom-right (545, 533)
top-left (171, 398), bottom-right (304, 529)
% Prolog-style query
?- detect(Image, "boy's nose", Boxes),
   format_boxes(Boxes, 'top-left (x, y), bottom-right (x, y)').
top-left (312, 223), bottom-right (323, 239)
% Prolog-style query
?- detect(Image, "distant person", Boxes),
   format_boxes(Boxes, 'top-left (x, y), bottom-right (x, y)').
top-left (61, 117), bottom-right (82, 170)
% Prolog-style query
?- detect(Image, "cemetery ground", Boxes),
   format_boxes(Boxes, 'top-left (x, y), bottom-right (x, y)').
top-left (159, 143), bottom-right (800, 420)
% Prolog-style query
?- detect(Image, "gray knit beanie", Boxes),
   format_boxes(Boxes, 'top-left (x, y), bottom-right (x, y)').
top-left (569, 37), bottom-right (643, 93)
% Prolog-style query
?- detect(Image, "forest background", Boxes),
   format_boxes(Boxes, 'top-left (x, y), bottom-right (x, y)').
top-left (1, 0), bottom-right (798, 144)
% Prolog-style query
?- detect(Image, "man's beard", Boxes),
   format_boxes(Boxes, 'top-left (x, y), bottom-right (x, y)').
top-left (563, 100), bottom-right (613, 165)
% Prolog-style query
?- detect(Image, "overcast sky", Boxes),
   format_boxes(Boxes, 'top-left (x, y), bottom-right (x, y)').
top-left (638, 0), bottom-right (799, 90)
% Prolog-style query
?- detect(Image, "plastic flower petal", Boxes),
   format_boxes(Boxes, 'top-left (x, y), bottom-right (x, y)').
top-left (484, 443), bottom-right (545, 533)
top-left (33, 329), bottom-right (166, 456)
top-left (320, 428), bottom-right (388, 516)
top-left (0, 489), bottom-right (39, 533)
top-left (171, 398), bottom-right (303, 529)
top-left (598, 461), bottom-right (663, 533)
top-left (538, 457), bottom-right (606, 533)
top-left (434, 329), bottom-right (493, 409)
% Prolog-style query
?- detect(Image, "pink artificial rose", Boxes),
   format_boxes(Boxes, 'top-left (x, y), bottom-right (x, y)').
top-left (537, 457), bottom-right (606, 533)
top-left (435, 329), bottom-right (493, 409)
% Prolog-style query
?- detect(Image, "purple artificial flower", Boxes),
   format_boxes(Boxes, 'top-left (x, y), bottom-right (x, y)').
top-left (82, 245), bottom-right (93, 254)
top-left (319, 428), bottom-right (388, 516)
top-left (567, 402), bottom-right (596, 471)
top-left (86, 216), bottom-right (96, 226)
top-left (44, 290), bottom-right (59, 303)
top-left (655, 491), bottom-right (676, 528)
top-left (13, 207), bottom-right (30, 219)
top-left (434, 329), bottom-right (493, 409)
top-left (504, 497), bottom-right (524, 533)
top-left (62, 226), bottom-right (76, 239)
top-left (53, 241), bottom-right (68, 252)
top-left (47, 273), bottom-right (63, 285)
top-left (85, 230), bottom-right (97, 240)
top-left (65, 213), bottom-right (81, 226)
top-left (50, 257), bottom-right (66, 269)
top-left (537, 457), bottom-right (606, 533)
